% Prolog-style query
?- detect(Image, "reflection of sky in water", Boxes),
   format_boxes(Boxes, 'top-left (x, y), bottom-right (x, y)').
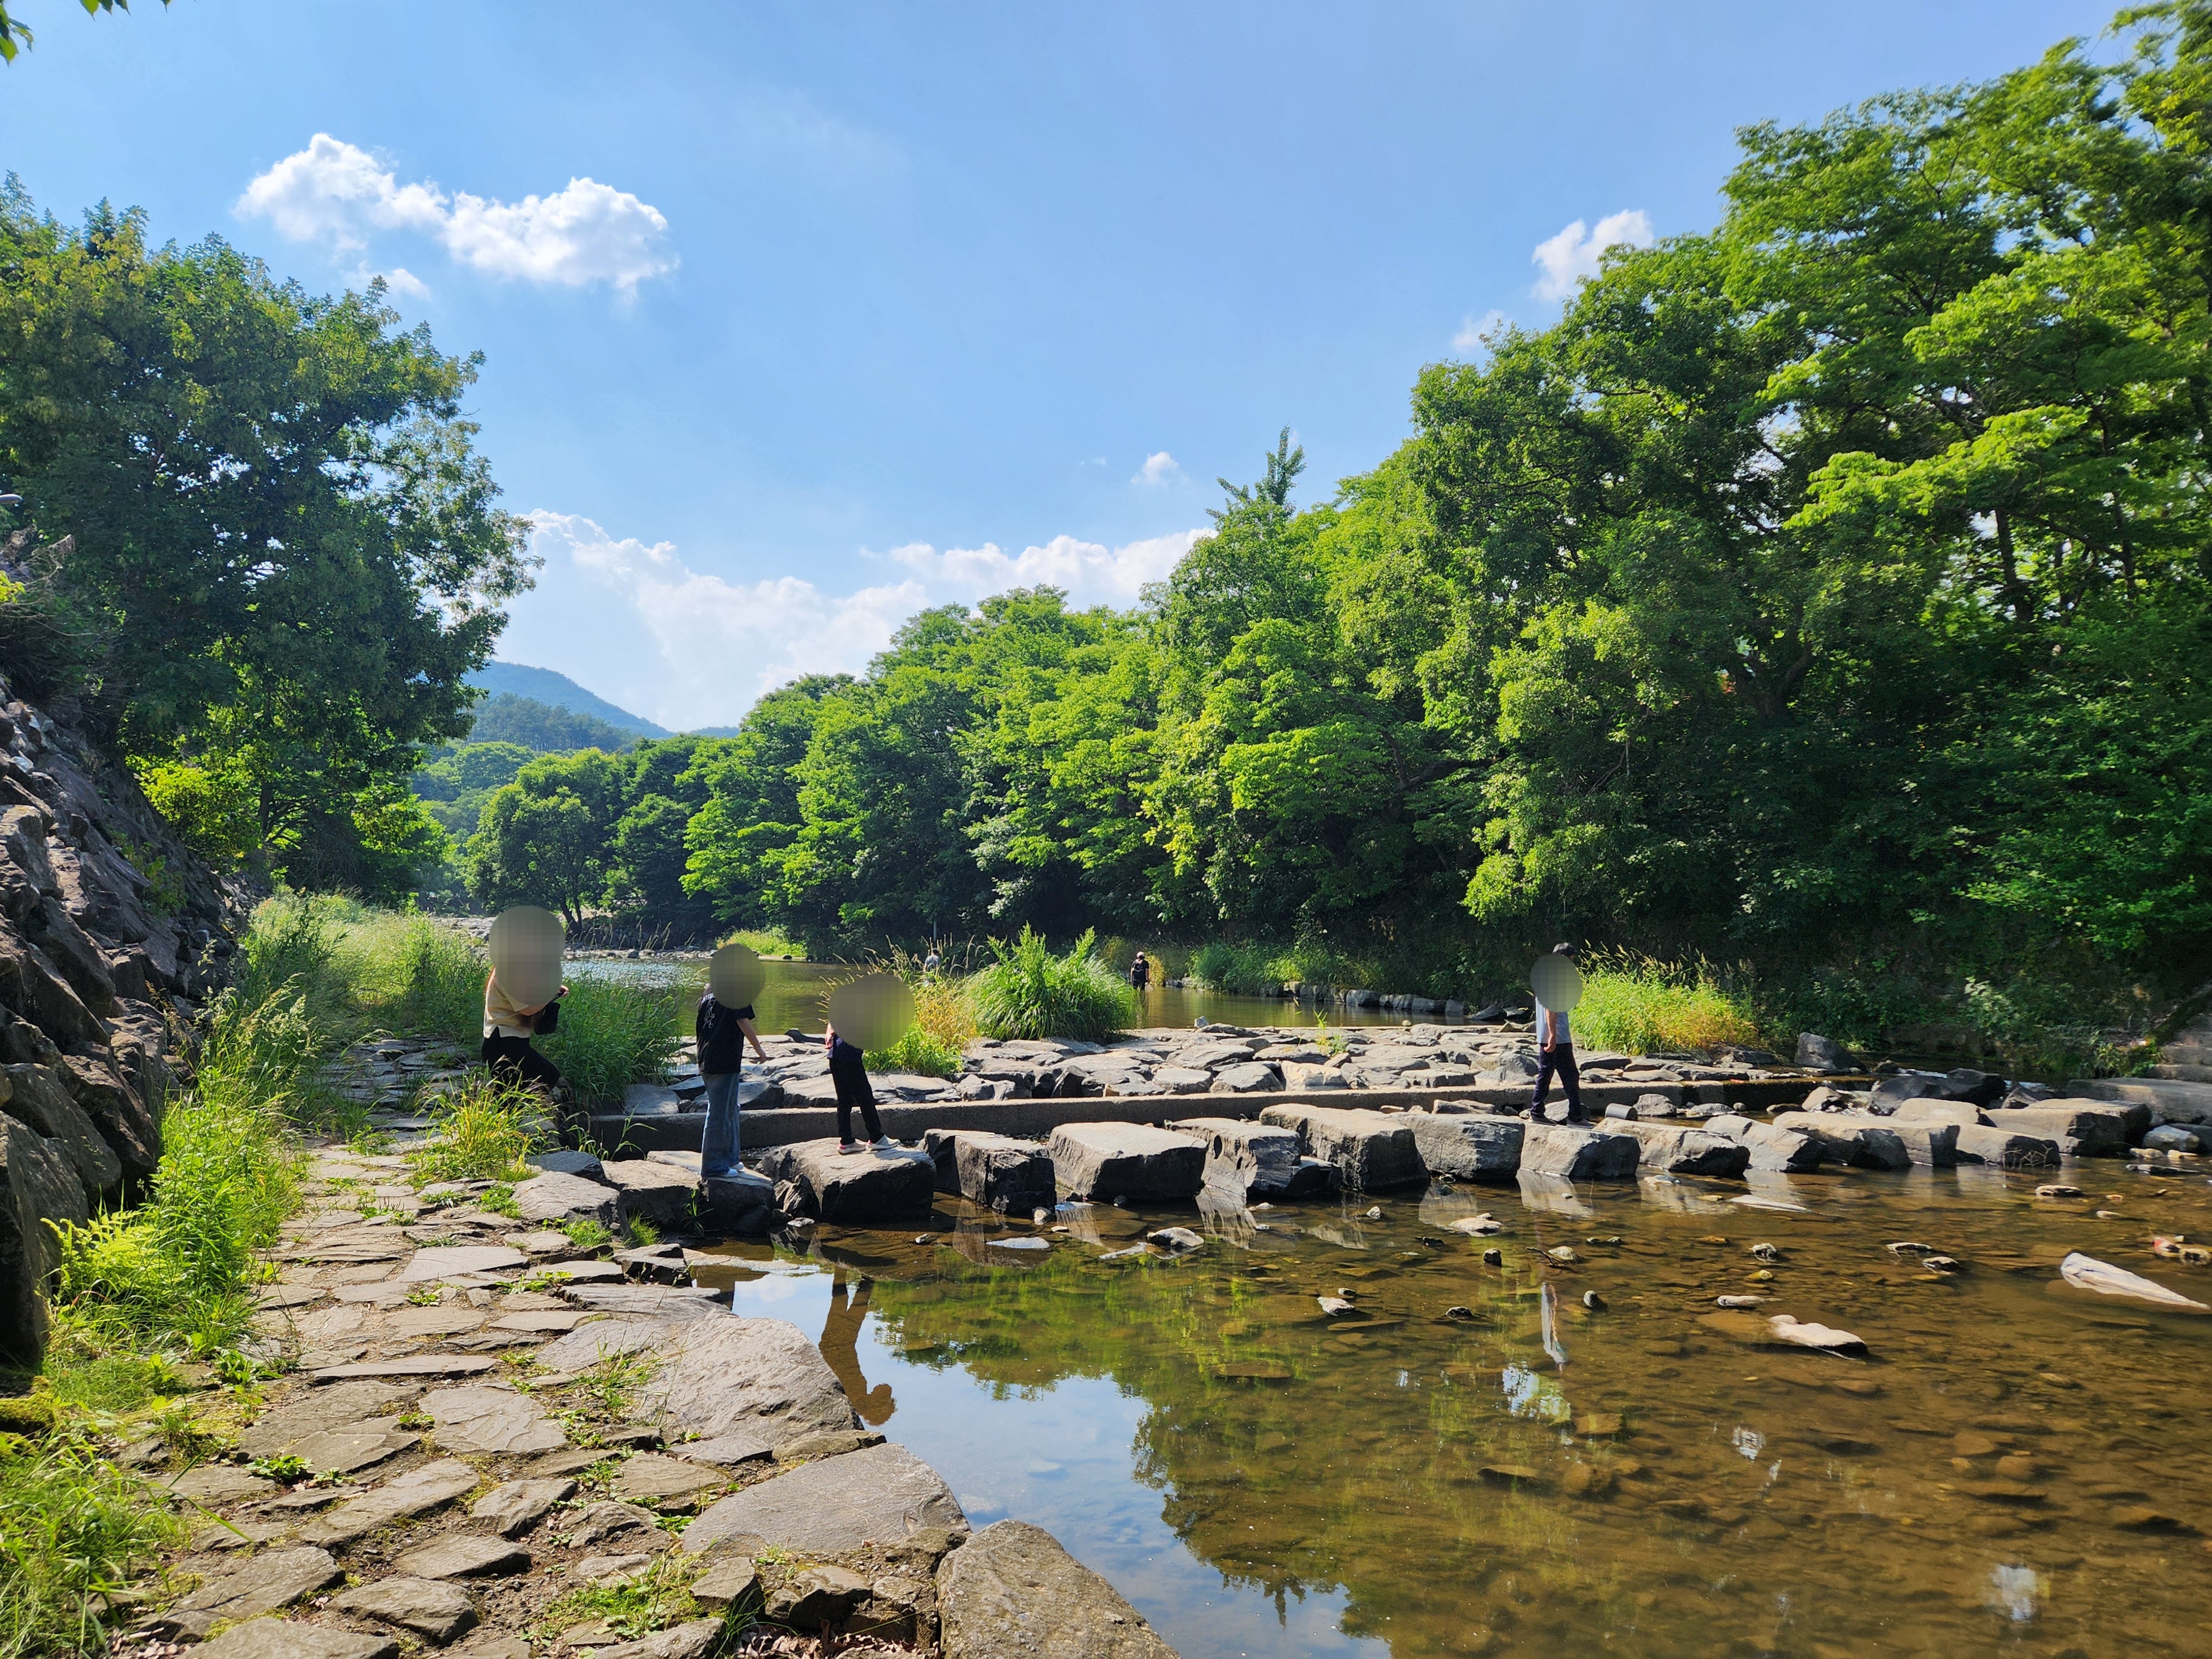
top-left (725, 1269), bottom-right (1387, 1658)
top-left (1987, 1565), bottom-right (2042, 1623)
top-left (1732, 1426), bottom-right (1766, 1461)
top-left (1500, 1361), bottom-right (1571, 1423)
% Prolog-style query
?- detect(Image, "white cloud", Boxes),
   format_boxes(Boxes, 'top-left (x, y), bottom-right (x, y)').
top-left (348, 262), bottom-right (430, 300)
top-left (238, 135), bottom-right (675, 292)
top-left (511, 513), bottom-right (1205, 727)
top-left (1132, 451), bottom-right (1180, 486)
top-left (1452, 308), bottom-right (1507, 354)
top-left (1531, 209), bottom-right (1653, 302)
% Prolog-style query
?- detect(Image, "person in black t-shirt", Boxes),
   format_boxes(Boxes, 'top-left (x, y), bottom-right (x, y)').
top-left (697, 990), bottom-right (769, 1179)
top-left (824, 1023), bottom-right (886, 1150)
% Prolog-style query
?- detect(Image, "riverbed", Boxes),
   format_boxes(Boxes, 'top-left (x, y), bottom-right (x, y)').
top-left (568, 954), bottom-right (1429, 1033)
top-left (682, 1161), bottom-right (2211, 1659)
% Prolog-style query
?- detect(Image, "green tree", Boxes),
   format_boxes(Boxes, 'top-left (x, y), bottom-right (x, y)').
top-left (464, 750), bottom-right (628, 925)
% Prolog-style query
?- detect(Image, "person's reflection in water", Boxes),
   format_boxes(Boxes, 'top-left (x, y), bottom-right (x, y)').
top-left (819, 1272), bottom-right (894, 1425)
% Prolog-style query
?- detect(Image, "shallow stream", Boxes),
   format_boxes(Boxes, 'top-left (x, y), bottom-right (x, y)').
top-left (683, 1163), bottom-right (2211, 1659)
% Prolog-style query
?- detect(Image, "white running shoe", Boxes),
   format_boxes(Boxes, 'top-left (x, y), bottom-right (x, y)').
top-left (872, 1136), bottom-right (895, 1150)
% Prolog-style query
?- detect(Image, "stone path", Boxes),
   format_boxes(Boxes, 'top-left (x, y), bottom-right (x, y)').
top-left (115, 1098), bottom-right (1179, 1659)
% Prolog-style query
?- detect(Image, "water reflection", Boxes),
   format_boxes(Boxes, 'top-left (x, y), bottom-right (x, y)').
top-left (702, 1150), bottom-right (2212, 1658)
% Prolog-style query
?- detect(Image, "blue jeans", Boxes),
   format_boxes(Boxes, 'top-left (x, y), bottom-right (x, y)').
top-left (701, 1072), bottom-right (744, 1177)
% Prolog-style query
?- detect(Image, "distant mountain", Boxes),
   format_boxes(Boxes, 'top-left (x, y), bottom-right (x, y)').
top-left (465, 662), bottom-right (670, 738)
top-left (465, 693), bottom-right (641, 753)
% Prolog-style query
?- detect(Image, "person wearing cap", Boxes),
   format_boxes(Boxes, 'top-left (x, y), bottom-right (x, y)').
top-left (1530, 942), bottom-right (1588, 1124)
top-left (697, 986), bottom-right (770, 1180)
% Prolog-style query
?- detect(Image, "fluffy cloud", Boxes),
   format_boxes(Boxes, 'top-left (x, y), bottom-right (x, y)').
top-left (1532, 209), bottom-right (1653, 302)
top-left (238, 135), bottom-right (675, 292)
top-left (511, 514), bottom-right (1205, 727)
top-left (1452, 308), bottom-right (1507, 354)
top-left (1132, 451), bottom-right (1180, 486)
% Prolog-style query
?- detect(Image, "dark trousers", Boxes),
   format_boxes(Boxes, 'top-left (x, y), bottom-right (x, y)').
top-left (1531, 1045), bottom-right (1584, 1121)
top-left (830, 1058), bottom-right (883, 1143)
top-left (483, 1035), bottom-right (562, 1095)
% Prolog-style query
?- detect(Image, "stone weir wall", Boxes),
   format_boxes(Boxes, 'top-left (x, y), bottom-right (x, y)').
top-left (0, 666), bottom-right (245, 1364)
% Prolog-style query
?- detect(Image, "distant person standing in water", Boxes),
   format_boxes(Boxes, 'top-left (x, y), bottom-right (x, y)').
top-left (1128, 950), bottom-right (1151, 992)
top-left (825, 1021), bottom-right (889, 1151)
top-left (922, 946), bottom-right (942, 973)
top-left (696, 984), bottom-right (769, 1180)
top-left (1529, 942), bottom-right (1587, 1124)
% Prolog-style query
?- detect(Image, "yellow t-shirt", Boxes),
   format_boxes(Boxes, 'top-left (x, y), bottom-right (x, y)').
top-left (484, 973), bottom-right (536, 1040)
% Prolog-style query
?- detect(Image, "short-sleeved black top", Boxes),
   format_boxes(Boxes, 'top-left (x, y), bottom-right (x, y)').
top-left (696, 994), bottom-right (757, 1075)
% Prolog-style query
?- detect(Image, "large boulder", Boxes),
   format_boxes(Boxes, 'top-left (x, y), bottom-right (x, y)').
top-left (1405, 1111), bottom-right (1525, 1181)
top-left (0, 1111), bottom-right (88, 1363)
top-left (1610, 1120), bottom-right (1751, 1178)
top-left (1954, 1123), bottom-right (2063, 1169)
top-left (1519, 1124), bottom-right (1639, 1180)
top-left (1168, 1118), bottom-right (1338, 1200)
top-left (1795, 1033), bottom-right (1855, 1072)
top-left (684, 1440), bottom-right (965, 1557)
top-left (1984, 1100), bottom-right (2146, 1156)
top-left (0, 926), bottom-right (106, 1050)
top-left (1704, 1114), bottom-right (1825, 1173)
top-left (629, 1315), bottom-right (861, 1449)
top-left (938, 1520), bottom-right (1178, 1658)
top-left (510, 1169), bottom-right (618, 1226)
top-left (57, 1052), bottom-right (158, 1185)
top-left (925, 1129), bottom-right (1056, 1214)
top-left (1, 1061), bottom-right (119, 1202)
top-left (1870, 1067), bottom-right (2007, 1113)
top-left (1047, 1124), bottom-right (1206, 1203)
top-left (1257, 1105), bottom-right (1424, 1190)
top-left (754, 1140), bottom-right (936, 1222)
top-left (1768, 1112), bottom-right (1912, 1171)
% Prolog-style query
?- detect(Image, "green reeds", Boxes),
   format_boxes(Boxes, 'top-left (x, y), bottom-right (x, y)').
top-left (538, 973), bottom-right (681, 1104)
top-left (963, 926), bottom-right (1136, 1042)
top-left (1569, 952), bottom-right (1763, 1055)
top-left (407, 1078), bottom-right (551, 1185)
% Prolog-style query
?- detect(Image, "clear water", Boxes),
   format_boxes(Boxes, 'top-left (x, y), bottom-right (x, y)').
top-left (684, 1163), bottom-right (2212, 1659)
top-left (567, 955), bottom-right (1439, 1035)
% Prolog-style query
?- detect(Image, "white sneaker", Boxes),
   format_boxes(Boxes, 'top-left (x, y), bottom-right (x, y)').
top-left (872, 1136), bottom-right (895, 1150)
top-left (838, 1140), bottom-right (864, 1154)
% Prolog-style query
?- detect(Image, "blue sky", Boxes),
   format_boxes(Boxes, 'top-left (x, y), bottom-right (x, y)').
top-left (2, 0), bottom-right (2111, 729)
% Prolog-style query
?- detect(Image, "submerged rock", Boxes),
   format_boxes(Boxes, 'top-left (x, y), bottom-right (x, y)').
top-left (2058, 1251), bottom-right (2210, 1312)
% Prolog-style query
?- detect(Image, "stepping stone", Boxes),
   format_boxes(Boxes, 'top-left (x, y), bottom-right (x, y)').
top-left (1519, 1124), bottom-right (1641, 1181)
top-left (240, 1380), bottom-right (420, 1460)
top-left (386, 1305), bottom-right (489, 1338)
top-left (198, 1622), bottom-right (396, 1659)
top-left (255, 1284), bottom-right (328, 1309)
top-left (921, 1130), bottom-right (1056, 1214)
top-left (609, 1452), bottom-right (731, 1508)
top-left (154, 1545), bottom-right (341, 1638)
top-left (530, 1261), bottom-right (627, 1288)
top-left (422, 1384), bottom-right (569, 1455)
top-left (394, 1533), bottom-right (534, 1579)
top-left (602, 1158), bottom-right (701, 1229)
top-left (1954, 1124), bottom-right (2063, 1169)
top-left (1257, 1107), bottom-right (1424, 1190)
top-left (564, 1499), bottom-right (661, 1546)
top-left (313, 1356), bottom-right (501, 1382)
top-left (333, 1575), bottom-right (478, 1644)
top-left (286, 1423), bottom-right (421, 1475)
top-left (1705, 1114), bottom-right (1824, 1173)
top-left (628, 1316), bottom-right (858, 1451)
top-left (1170, 1118), bottom-right (1340, 1200)
top-left (685, 1441), bottom-right (965, 1557)
top-left (669, 1431), bottom-right (773, 1466)
top-left (512, 1171), bottom-right (619, 1226)
top-left (529, 1149), bottom-right (606, 1179)
top-left (1047, 1123), bottom-right (1208, 1203)
top-left (938, 1520), bottom-right (1175, 1659)
top-left (753, 1139), bottom-right (937, 1222)
top-left (1404, 1113), bottom-right (1526, 1181)
top-left (562, 1283), bottom-right (722, 1317)
top-left (470, 1475), bottom-right (577, 1537)
top-left (514, 1230), bottom-right (576, 1256)
top-left (1610, 1121), bottom-right (1752, 1179)
top-left (299, 1458), bottom-right (482, 1547)
top-left (163, 1465), bottom-right (277, 1507)
top-left (490, 1310), bottom-right (592, 1332)
top-left (536, 1316), bottom-right (665, 1374)
top-left (587, 1621), bottom-right (726, 1659)
top-left (387, 1246), bottom-right (529, 1285)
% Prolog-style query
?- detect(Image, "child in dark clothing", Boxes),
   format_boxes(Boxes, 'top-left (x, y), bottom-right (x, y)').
top-left (825, 1022), bottom-right (888, 1151)
top-left (696, 990), bottom-right (769, 1179)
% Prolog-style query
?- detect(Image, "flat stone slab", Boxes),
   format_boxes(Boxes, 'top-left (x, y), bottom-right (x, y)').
top-left (671, 1430), bottom-right (774, 1466)
top-left (754, 1138), bottom-right (937, 1221)
top-left (423, 1384), bottom-right (569, 1455)
top-left (684, 1440), bottom-right (965, 1556)
top-left (529, 1148), bottom-right (606, 1179)
top-left (602, 1157), bottom-right (702, 1228)
top-left (333, 1575), bottom-right (478, 1643)
top-left (511, 1170), bottom-right (619, 1226)
top-left (1048, 1123), bottom-right (1206, 1202)
top-left (1611, 1121), bottom-right (1752, 1179)
top-left (537, 1315), bottom-right (666, 1373)
top-left (387, 1246), bottom-right (529, 1285)
top-left (938, 1519), bottom-right (1176, 1659)
top-left (197, 1621), bottom-right (398, 1659)
top-left (313, 1356), bottom-right (500, 1383)
top-left (627, 1315), bottom-right (857, 1449)
top-left (471, 1475), bottom-right (577, 1536)
top-left (158, 1545), bottom-right (341, 1638)
top-left (1405, 1111), bottom-right (1525, 1181)
top-left (1257, 1105), bottom-right (1424, 1190)
top-left (609, 1451), bottom-right (733, 1507)
top-left (286, 1423), bottom-right (421, 1475)
top-left (238, 1382), bottom-right (420, 1457)
top-left (165, 1465), bottom-right (279, 1507)
top-left (1519, 1124), bottom-right (1640, 1181)
top-left (393, 1532), bottom-right (534, 1578)
top-left (298, 1458), bottom-right (482, 1547)
top-left (924, 1130), bottom-right (1057, 1214)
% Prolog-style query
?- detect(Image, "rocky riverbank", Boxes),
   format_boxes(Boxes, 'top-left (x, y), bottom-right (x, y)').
top-left (0, 667), bottom-right (242, 1365)
top-left (117, 1122), bottom-right (1180, 1658)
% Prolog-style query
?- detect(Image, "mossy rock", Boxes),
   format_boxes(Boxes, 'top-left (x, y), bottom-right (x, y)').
top-left (0, 1393), bottom-right (58, 1435)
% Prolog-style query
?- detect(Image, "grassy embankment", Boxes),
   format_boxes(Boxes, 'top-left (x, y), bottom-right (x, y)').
top-left (0, 899), bottom-right (681, 1658)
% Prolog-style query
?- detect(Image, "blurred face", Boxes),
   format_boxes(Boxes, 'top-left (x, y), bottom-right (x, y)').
top-left (489, 907), bottom-right (564, 1006)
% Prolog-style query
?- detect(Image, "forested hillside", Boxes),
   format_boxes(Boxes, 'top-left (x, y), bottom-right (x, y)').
top-left (448, 7), bottom-right (2212, 1042)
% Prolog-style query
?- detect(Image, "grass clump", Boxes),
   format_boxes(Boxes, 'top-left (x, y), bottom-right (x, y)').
top-left (963, 926), bottom-right (1136, 1042)
top-left (0, 1431), bottom-right (181, 1659)
top-left (539, 975), bottom-right (682, 1104)
top-left (721, 927), bottom-right (806, 959)
top-left (1569, 953), bottom-right (1763, 1055)
top-left (407, 1079), bottom-right (550, 1184)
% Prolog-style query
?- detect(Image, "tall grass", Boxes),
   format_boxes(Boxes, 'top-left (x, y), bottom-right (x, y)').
top-left (964, 927), bottom-right (1136, 1042)
top-left (408, 1078), bottom-right (551, 1184)
top-left (1569, 953), bottom-right (1764, 1055)
top-left (0, 1432), bottom-right (182, 1659)
top-left (538, 975), bottom-right (681, 1103)
top-left (721, 927), bottom-right (807, 959)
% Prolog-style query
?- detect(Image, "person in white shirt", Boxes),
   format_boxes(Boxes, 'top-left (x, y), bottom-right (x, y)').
top-left (1529, 942), bottom-right (1588, 1124)
top-left (483, 970), bottom-right (566, 1096)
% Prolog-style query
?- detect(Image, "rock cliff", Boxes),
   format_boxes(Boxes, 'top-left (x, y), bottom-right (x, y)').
top-left (0, 658), bottom-right (243, 1363)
